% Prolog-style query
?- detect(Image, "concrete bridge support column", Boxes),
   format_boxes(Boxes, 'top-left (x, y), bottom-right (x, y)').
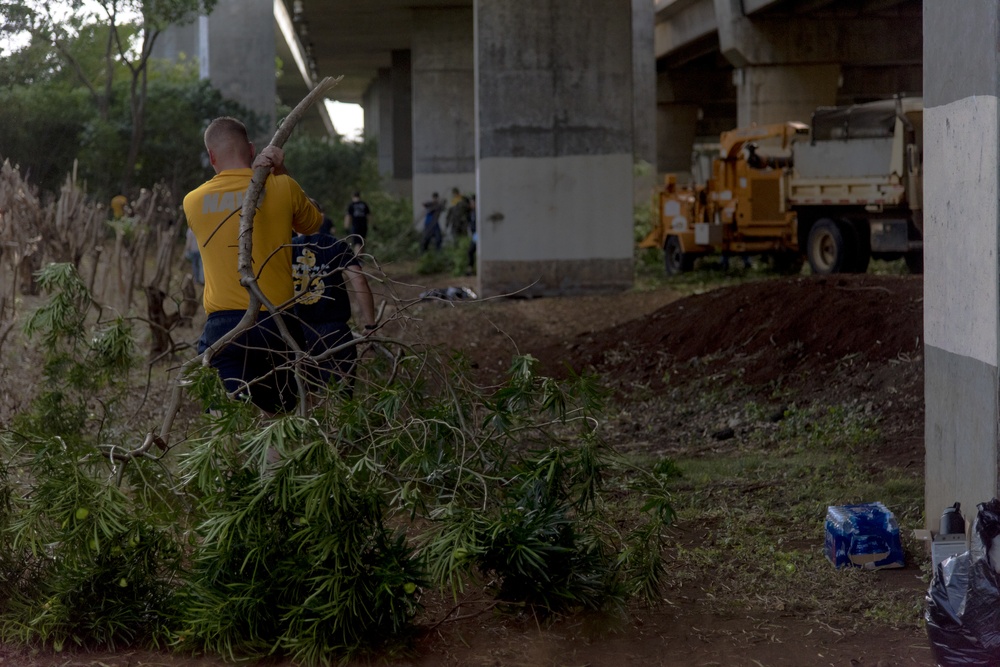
top-left (656, 68), bottom-right (712, 181)
top-left (923, 0), bottom-right (1000, 528)
top-left (390, 50), bottom-right (413, 193)
top-left (474, 0), bottom-right (635, 297)
top-left (733, 64), bottom-right (839, 127)
top-left (363, 63), bottom-right (412, 197)
top-left (411, 9), bottom-right (476, 218)
top-left (363, 69), bottom-right (393, 179)
top-left (656, 105), bottom-right (699, 182)
top-left (633, 0), bottom-right (657, 202)
top-left (152, 0), bottom-right (275, 143)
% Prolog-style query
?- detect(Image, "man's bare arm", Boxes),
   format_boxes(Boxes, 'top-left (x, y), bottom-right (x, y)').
top-left (345, 265), bottom-right (376, 332)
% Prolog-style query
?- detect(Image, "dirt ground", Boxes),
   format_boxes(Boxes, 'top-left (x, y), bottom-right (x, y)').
top-left (0, 268), bottom-right (934, 667)
top-left (380, 269), bottom-right (930, 667)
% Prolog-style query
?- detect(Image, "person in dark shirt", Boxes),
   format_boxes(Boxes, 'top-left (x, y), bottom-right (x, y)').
top-left (420, 192), bottom-right (444, 253)
top-left (292, 227), bottom-right (376, 394)
top-left (343, 191), bottom-right (371, 253)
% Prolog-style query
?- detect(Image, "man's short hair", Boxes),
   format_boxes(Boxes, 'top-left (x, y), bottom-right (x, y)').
top-left (204, 117), bottom-right (250, 154)
top-left (353, 191), bottom-right (361, 197)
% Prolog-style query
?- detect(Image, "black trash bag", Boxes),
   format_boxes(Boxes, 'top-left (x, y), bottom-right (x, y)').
top-left (926, 499), bottom-right (1000, 666)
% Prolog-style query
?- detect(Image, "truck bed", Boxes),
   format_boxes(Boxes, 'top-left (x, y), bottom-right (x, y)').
top-left (793, 137), bottom-right (895, 179)
top-left (788, 178), bottom-right (906, 207)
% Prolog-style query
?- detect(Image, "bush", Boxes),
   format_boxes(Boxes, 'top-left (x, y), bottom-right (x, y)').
top-left (363, 191), bottom-right (421, 263)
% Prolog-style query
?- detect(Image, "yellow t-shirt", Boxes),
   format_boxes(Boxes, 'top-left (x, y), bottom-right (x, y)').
top-left (183, 169), bottom-right (322, 313)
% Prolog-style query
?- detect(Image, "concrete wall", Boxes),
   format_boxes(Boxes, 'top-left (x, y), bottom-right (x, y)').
top-left (206, 0), bottom-right (275, 142)
top-left (633, 0), bottom-right (657, 168)
top-left (363, 69), bottom-right (392, 178)
top-left (391, 50), bottom-right (413, 185)
top-left (475, 0), bottom-right (635, 297)
top-left (633, 0), bottom-right (658, 204)
top-left (923, 0), bottom-right (1000, 528)
top-left (151, 0), bottom-right (275, 144)
top-left (734, 63), bottom-right (839, 127)
top-left (411, 8), bottom-right (476, 219)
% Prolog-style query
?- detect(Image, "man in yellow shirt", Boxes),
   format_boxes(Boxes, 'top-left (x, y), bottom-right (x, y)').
top-left (183, 116), bottom-right (322, 414)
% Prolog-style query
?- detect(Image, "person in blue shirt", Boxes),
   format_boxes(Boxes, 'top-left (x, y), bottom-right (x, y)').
top-left (292, 216), bottom-right (376, 394)
top-left (420, 192), bottom-right (444, 252)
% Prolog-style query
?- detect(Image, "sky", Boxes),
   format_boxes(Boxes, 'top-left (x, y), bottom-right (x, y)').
top-left (325, 101), bottom-right (364, 141)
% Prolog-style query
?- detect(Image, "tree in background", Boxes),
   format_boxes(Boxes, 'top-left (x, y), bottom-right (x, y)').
top-left (0, 58), bottom-right (262, 205)
top-left (282, 134), bottom-right (422, 260)
top-left (282, 132), bottom-right (381, 215)
top-left (0, 0), bottom-right (218, 193)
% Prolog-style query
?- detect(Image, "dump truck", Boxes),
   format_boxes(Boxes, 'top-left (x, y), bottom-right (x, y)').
top-left (640, 97), bottom-right (924, 275)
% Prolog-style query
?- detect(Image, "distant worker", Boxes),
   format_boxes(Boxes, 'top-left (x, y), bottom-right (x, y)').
top-left (445, 187), bottom-right (471, 239)
top-left (110, 194), bottom-right (128, 219)
top-left (183, 116), bottom-right (322, 415)
top-left (420, 192), bottom-right (445, 253)
top-left (343, 191), bottom-right (371, 252)
top-left (292, 224), bottom-right (376, 394)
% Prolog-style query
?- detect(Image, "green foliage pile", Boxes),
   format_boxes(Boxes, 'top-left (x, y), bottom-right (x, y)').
top-left (1, 264), bottom-right (183, 650)
top-left (0, 263), bottom-right (673, 664)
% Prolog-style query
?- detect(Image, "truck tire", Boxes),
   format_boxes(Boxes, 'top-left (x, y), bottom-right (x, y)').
top-left (664, 236), bottom-right (694, 275)
top-left (905, 249), bottom-right (924, 274)
top-left (806, 218), bottom-right (850, 274)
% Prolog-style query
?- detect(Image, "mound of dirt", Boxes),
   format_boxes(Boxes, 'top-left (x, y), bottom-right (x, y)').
top-left (546, 274), bottom-right (923, 393)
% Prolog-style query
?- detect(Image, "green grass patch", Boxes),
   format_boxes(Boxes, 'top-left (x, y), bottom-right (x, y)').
top-left (649, 396), bottom-right (925, 630)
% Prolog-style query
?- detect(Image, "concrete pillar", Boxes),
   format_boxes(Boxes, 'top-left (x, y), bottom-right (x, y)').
top-left (391, 49), bottom-right (413, 189)
top-left (411, 8), bottom-right (475, 218)
top-left (657, 105), bottom-right (699, 181)
top-left (923, 0), bottom-right (1000, 528)
top-left (152, 0), bottom-right (274, 144)
top-left (632, 0), bottom-right (657, 169)
top-left (205, 0), bottom-right (275, 143)
top-left (475, 0), bottom-right (635, 297)
top-left (363, 69), bottom-right (399, 188)
top-left (364, 65), bottom-right (413, 197)
top-left (633, 0), bottom-right (657, 205)
top-left (733, 64), bottom-right (840, 127)
top-left (655, 66), bottom-right (733, 182)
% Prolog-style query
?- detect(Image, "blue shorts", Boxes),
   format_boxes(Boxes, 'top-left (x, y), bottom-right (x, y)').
top-left (198, 310), bottom-right (305, 414)
top-left (299, 320), bottom-right (357, 391)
